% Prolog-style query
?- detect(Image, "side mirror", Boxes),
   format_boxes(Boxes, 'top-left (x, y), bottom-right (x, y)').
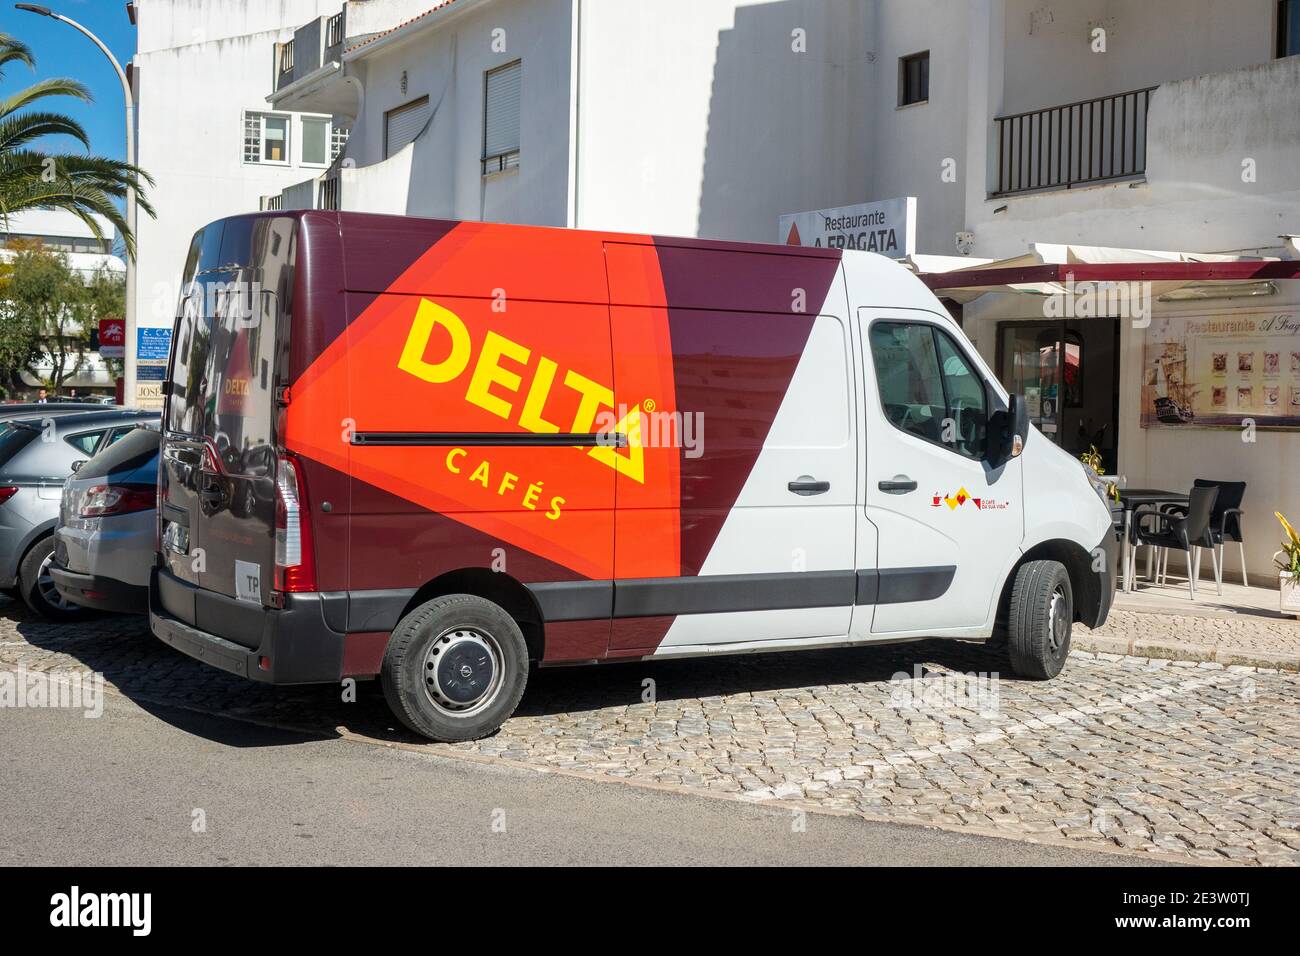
top-left (70, 460), bottom-right (85, 473)
top-left (987, 395), bottom-right (1030, 466)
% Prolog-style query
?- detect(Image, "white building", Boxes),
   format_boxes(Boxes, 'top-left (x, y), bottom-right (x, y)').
top-left (1, 209), bottom-right (125, 394)
top-left (0, 208), bottom-right (123, 280)
top-left (136, 0), bottom-right (1300, 582)
top-left (129, 0), bottom-right (349, 401)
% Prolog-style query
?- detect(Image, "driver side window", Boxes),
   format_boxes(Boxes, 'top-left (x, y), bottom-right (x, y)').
top-left (869, 321), bottom-right (988, 460)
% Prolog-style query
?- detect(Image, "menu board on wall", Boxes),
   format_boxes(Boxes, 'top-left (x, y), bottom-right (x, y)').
top-left (1141, 310), bottom-right (1300, 429)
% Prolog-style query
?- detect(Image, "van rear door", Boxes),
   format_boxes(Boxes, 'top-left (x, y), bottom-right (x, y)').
top-left (160, 216), bottom-right (294, 619)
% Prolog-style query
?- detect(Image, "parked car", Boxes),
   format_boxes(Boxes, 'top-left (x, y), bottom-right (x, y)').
top-left (0, 402), bottom-right (116, 420)
top-left (152, 211), bottom-right (1114, 744)
top-left (51, 426), bottom-right (160, 614)
top-left (0, 409), bottom-right (159, 618)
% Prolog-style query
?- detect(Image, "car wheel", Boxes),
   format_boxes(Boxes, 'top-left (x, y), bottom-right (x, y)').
top-left (19, 538), bottom-right (85, 621)
top-left (1006, 559), bottom-right (1072, 680)
top-left (381, 593), bottom-right (529, 743)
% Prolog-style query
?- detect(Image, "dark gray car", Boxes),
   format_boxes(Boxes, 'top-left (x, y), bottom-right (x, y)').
top-left (0, 409), bottom-right (159, 618)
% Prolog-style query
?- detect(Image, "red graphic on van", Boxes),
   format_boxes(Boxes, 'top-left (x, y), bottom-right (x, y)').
top-left (931, 487), bottom-right (1007, 511)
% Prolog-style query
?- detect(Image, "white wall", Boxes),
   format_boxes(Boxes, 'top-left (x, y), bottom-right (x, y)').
top-left (132, 0), bottom-right (339, 345)
top-left (339, 0), bottom-right (572, 226)
top-left (577, 0), bottom-right (870, 242)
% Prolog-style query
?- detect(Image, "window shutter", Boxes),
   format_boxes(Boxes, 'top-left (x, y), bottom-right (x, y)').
top-left (483, 60), bottom-right (521, 159)
top-left (384, 96), bottom-right (431, 159)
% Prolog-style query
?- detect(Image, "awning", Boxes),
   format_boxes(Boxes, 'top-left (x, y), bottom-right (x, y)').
top-left (914, 243), bottom-right (1300, 303)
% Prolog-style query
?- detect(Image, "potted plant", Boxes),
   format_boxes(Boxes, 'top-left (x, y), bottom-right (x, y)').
top-left (1079, 445), bottom-right (1120, 505)
top-left (1275, 512), bottom-right (1300, 617)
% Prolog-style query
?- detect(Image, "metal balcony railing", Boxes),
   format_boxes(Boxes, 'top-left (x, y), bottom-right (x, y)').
top-left (994, 86), bottom-right (1156, 196)
top-left (319, 177), bottom-right (340, 211)
top-left (326, 12), bottom-right (344, 51)
top-left (279, 39), bottom-right (295, 77)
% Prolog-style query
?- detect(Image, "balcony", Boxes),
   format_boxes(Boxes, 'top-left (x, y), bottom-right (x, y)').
top-left (993, 86), bottom-right (1156, 196)
top-left (272, 9), bottom-right (348, 103)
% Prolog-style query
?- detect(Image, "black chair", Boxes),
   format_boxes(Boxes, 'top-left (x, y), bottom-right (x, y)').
top-left (1163, 479), bottom-right (1247, 589)
top-left (1131, 485), bottom-right (1219, 600)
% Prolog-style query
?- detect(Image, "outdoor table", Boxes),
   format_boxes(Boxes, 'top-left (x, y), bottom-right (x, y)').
top-left (1116, 489), bottom-right (1191, 593)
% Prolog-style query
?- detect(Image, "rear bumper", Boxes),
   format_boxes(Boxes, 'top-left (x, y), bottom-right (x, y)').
top-left (50, 563), bottom-right (147, 614)
top-left (149, 567), bottom-right (347, 684)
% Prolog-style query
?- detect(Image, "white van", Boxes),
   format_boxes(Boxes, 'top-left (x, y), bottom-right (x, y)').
top-left (152, 213), bottom-right (1117, 742)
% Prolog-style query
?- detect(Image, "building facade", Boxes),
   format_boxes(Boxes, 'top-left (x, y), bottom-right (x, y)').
top-left (132, 0), bottom-right (1300, 581)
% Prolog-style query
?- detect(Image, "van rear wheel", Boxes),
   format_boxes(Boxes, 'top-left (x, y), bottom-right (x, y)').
top-left (380, 593), bottom-right (529, 743)
top-left (1006, 560), bottom-right (1072, 680)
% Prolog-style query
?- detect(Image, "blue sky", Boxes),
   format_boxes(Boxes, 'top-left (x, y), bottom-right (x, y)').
top-left (3, 0), bottom-right (136, 164)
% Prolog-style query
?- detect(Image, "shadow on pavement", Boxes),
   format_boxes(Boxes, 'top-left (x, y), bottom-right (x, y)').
top-left (6, 595), bottom-right (1017, 747)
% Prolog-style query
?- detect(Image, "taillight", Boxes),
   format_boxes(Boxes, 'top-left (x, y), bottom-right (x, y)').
top-left (79, 484), bottom-right (157, 517)
top-left (0, 486), bottom-right (17, 506)
top-left (274, 454), bottom-right (316, 592)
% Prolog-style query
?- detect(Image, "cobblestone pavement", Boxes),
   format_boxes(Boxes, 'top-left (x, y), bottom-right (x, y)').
top-left (1080, 608), bottom-right (1300, 669)
top-left (3, 599), bottom-right (1298, 865)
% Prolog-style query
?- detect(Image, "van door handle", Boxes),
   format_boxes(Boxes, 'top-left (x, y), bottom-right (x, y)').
top-left (878, 477), bottom-right (918, 493)
top-left (788, 477), bottom-right (830, 496)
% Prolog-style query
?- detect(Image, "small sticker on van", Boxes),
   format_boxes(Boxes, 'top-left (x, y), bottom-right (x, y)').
top-left (235, 560), bottom-right (262, 604)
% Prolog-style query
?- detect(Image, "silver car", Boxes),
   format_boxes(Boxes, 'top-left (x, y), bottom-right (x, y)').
top-left (0, 410), bottom-right (159, 618)
top-left (51, 426), bottom-right (160, 615)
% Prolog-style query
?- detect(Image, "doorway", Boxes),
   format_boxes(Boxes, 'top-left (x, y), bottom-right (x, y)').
top-left (997, 319), bottom-right (1120, 473)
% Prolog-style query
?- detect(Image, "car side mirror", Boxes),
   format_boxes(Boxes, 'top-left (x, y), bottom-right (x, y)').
top-left (70, 460), bottom-right (85, 473)
top-left (987, 394), bottom-right (1030, 466)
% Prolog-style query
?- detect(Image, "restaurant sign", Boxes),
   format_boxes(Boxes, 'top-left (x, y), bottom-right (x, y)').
top-left (1141, 310), bottom-right (1300, 429)
top-left (779, 197), bottom-right (917, 259)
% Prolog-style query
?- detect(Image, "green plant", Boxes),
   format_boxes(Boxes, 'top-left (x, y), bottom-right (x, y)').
top-left (1276, 512), bottom-right (1300, 577)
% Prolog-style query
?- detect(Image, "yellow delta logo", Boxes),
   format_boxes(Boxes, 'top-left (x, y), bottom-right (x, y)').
top-left (397, 298), bottom-right (646, 483)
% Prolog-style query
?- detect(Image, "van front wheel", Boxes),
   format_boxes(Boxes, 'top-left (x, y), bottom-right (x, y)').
top-left (1006, 560), bottom-right (1072, 680)
top-left (381, 593), bottom-right (529, 742)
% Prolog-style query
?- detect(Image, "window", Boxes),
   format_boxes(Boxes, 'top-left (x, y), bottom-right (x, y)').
top-left (331, 123), bottom-right (350, 162)
top-left (65, 430), bottom-right (107, 456)
top-left (482, 59), bottom-right (521, 174)
top-left (384, 96), bottom-right (431, 159)
top-left (870, 321), bottom-right (988, 459)
top-left (243, 111), bottom-right (289, 164)
top-left (1280, 0), bottom-right (1300, 57)
top-left (899, 51), bottom-right (929, 106)
top-left (301, 116), bottom-right (330, 166)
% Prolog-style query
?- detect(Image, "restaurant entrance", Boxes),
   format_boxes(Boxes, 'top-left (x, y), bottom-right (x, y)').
top-left (997, 319), bottom-right (1120, 473)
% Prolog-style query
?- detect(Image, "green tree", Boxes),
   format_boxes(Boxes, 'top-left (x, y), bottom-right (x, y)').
top-left (0, 33), bottom-right (154, 259)
top-left (0, 239), bottom-right (121, 392)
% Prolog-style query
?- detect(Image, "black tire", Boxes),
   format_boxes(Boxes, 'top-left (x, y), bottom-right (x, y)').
top-left (1006, 559), bottom-right (1072, 679)
top-left (18, 537), bottom-right (85, 621)
top-left (381, 593), bottom-right (529, 742)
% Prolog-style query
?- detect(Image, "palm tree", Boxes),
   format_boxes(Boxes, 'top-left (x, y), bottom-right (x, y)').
top-left (0, 33), bottom-right (153, 259)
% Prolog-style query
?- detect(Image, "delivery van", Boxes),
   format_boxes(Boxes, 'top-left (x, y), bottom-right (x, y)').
top-left (150, 211), bottom-right (1115, 742)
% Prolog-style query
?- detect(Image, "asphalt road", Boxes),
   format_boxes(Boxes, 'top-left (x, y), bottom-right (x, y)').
top-left (1, 691), bottom-right (1165, 866)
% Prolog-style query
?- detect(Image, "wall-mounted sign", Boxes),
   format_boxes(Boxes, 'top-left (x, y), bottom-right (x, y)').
top-left (98, 318), bottom-right (125, 359)
top-left (137, 327), bottom-right (172, 361)
top-left (779, 197), bottom-right (917, 259)
top-left (1141, 310), bottom-right (1300, 429)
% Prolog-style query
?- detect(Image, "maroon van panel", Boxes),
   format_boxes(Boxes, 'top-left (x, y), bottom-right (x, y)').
top-left (341, 632), bottom-right (390, 678)
top-left (542, 621), bottom-right (615, 663)
top-left (652, 241), bottom-right (841, 576)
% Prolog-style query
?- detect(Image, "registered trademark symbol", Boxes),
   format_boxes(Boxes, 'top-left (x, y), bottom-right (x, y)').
top-left (643, 398), bottom-right (656, 412)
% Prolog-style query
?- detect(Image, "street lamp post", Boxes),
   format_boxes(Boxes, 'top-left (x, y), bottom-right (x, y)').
top-left (16, 3), bottom-right (138, 408)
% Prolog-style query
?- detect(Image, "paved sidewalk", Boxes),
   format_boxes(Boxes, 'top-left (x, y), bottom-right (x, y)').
top-left (1079, 605), bottom-right (1300, 672)
top-left (2, 599), bottom-right (1297, 866)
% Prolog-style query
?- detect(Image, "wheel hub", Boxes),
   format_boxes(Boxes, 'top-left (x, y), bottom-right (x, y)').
top-left (424, 630), bottom-right (499, 710)
top-left (1048, 586), bottom-right (1069, 653)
